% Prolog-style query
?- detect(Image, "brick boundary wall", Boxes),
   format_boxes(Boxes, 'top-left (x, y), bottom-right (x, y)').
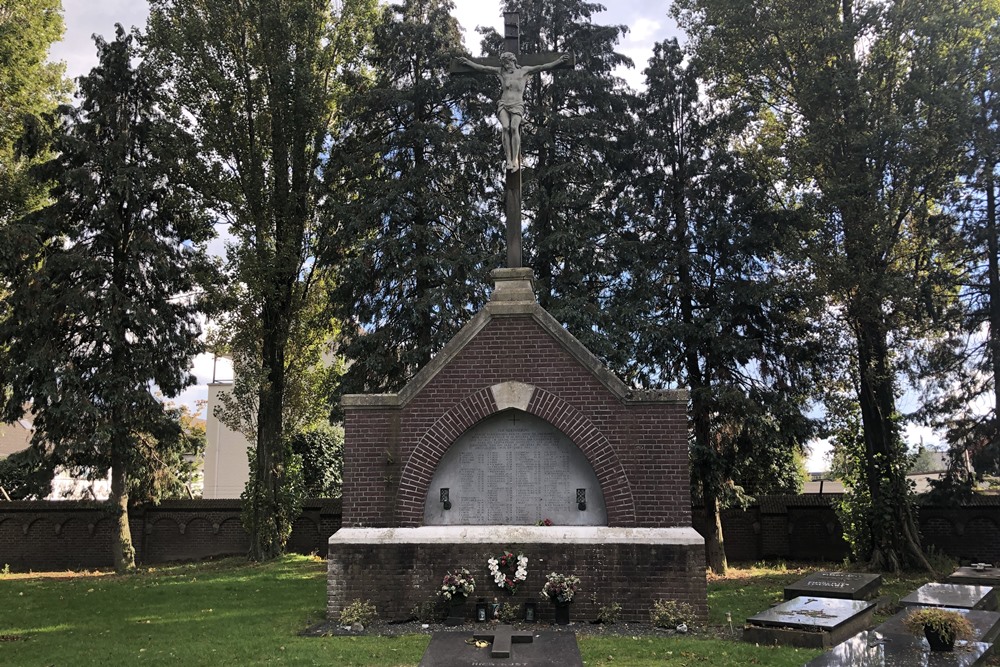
top-left (4, 494), bottom-right (1000, 571)
top-left (0, 498), bottom-right (341, 571)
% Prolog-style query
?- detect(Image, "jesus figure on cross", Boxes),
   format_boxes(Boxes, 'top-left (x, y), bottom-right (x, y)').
top-left (458, 51), bottom-right (571, 172)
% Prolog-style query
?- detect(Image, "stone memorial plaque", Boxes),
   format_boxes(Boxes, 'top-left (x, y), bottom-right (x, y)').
top-left (900, 583), bottom-right (997, 611)
top-left (784, 571), bottom-right (882, 601)
top-left (424, 411), bottom-right (607, 526)
top-left (744, 596), bottom-right (876, 648)
top-left (876, 608), bottom-right (1000, 644)
top-left (419, 630), bottom-right (583, 667)
top-left (949, 567), bottom-right (1000, 587)
top-left (803, 631), bottom-right (991, 667)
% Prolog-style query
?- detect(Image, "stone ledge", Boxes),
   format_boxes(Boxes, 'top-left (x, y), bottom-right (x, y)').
top-left (328, 525), bottom-right (704, 546)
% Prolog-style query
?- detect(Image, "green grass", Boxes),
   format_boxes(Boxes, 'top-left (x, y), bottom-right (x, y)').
top-left (0, 556), bottom-right (943, 666)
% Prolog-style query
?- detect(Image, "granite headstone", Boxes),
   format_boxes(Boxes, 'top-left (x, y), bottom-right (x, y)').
top-left (743, 596), bottom-right (876, 648)
top-left (784, 571), bottom-right (883, 601)
top-left (419, 630), bottom-right (583, 667)
top-left (900, 583), bottom-right (997, 611)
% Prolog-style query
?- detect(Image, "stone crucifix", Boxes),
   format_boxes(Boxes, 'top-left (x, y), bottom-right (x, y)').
top-left (451, 12), bottom-right (575, 268)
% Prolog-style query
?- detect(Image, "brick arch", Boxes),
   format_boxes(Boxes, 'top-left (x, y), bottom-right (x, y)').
top-left (395, 384), bottom-right (636, 527)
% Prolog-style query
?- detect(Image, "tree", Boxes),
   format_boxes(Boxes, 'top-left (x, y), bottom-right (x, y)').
top-left (147, 0), bottom-right (377, 560)
top-left (289, 423), bottom-right (343, 498)
top-left (674, 0), bottom-right (994, 572)
top-left (0, 26), bottom-right (215, 572)
top-left (476, 0), bottom-right (637, 372)
top-left (328, 0), bottom-right (500, 395)
top-left (620, 39), bottom-right (822, 573)
top-left (0, 0), bottom-right (69, 233)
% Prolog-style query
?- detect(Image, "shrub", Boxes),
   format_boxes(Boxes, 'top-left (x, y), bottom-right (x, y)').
top-left (902, 608), bottom-right (974, 644)
top-left (650, 599), bottom-right (696, 628)
top-left (499, 603), bottom-right (521, 624)
top-left (289, 423), bottom-right (344, 498)
top-left (339, 599), bottom-right (378, 626)
top-left (595, 601), bottom-right (622, 624)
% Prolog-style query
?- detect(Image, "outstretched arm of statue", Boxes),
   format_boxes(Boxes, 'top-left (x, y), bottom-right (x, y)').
top-left (456, 56), bottom-right (499, 73)
top-left (520, 53), bottom-right (572, 75)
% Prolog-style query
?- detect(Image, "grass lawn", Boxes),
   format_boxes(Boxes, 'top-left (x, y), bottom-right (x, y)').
top-left (0, 555), bottom-right (941, 666)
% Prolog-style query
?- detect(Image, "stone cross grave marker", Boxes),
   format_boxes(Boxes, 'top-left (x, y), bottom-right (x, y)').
top-left (451, 11), bottom-right (575, 268)
top-left (473, 624), bottom-right (534, 659)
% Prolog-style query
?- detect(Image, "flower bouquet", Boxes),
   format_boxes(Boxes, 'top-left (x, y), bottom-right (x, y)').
top-left (438, 568), bottom-right (476, 602)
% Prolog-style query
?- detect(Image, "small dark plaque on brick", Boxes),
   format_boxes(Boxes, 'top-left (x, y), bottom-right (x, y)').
top-left (784, 571), bottom-right (883, 601)
top-left (419, 630), bottom-right (583, 667)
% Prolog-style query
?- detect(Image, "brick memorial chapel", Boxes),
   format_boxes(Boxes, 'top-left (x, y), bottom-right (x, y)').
top-left (327, 268), bottom-right (708, 622)
top-left (327, 12), bottom-right (706, 623)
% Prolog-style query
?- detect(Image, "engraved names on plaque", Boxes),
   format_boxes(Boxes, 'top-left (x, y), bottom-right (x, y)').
top-left (423, 411), bottom-right (607, 526)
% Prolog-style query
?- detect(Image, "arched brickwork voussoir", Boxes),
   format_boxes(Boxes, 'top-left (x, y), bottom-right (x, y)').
top-left (395, 385), bottom-right (637, 527)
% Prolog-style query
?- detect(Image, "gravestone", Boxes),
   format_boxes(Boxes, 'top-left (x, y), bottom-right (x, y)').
top-left (743, 596), bottom-right (876, 648)
top-left (419, 630), bottom-right (583, 667)
top-left (876, 608), bottom-right (1000, 644)
top-left (784, 571), bottom-right (882, 601)
top-left (802, 630), bottom-right (992, 667)
top-left (901, 583), bottom-right (997, 611)
top-left (949, 565), bottom-right (1000, 587)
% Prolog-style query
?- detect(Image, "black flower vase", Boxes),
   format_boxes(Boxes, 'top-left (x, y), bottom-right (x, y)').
top-left (554, 602), bottom-right (570, 626)
top-left (445, 595), bottom-right (468, 626)
top-left (925, 626), bottom-right (955, 652)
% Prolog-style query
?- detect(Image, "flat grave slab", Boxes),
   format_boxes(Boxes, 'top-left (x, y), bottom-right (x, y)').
top-left (419, 630), bottom-right (583, 667)
top-left (876, 608), bottom-right (1000, 644)
top-left (901, 583), bottom-right (997, 611)
top-left (784, 571), bottom-right (883, 601)
top-left (803, 630), bottom-right (992, 667)
top-left (743, 596), bottom-right (876, 649)
top-left (950, 566), bottom-right (1000, 587)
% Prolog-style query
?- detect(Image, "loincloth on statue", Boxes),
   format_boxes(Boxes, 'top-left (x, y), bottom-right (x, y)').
top-left (497, 101), bottom-right (525, 117)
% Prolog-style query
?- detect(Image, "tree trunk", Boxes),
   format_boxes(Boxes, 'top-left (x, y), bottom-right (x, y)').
top-left (985, 168), bottom-right (1000, 435)
top-left (702, 488), bottom-right (727, 575)
top-left (854, 310), bottom-right (933, 573)
top-left (249, 306), bottom-right (288, 562)
top-left (110, 449), bottom-right (135, 574)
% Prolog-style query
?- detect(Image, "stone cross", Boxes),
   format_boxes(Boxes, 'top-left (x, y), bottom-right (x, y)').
top-left (451, 12), bottom-right (574, 268)
top-left (473, 624), bottom-right (534, 659)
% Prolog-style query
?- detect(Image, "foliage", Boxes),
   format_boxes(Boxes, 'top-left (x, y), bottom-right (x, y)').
top-left (595, 600), bottom-right (622, 624)
top-left (0, 445), bottom-right (56, 499)
top-left (540, 572), bottom-right (580, 604)
top-left (0, 26), bottom-right (215, 573)
top-left (0, 0), bottom-right (70, 234)
top-left (129, 403), bottom-right (207, 504)
top-left (147, 0), bottom-right (376, 561)
top-left (327, 0), bottom-right (499, 397)
top-left (902, 608), bottom-right (974, 644)
top-left (338, 599), bottom-right (379, 626)
top-left (437, 568), bottom-right (476, 601)
top-left (649, 599), bottom-right (697, 628)
top-left (240, 442), bottom-right (304, 560)
top-left (619, 38), bottom-right (822, 574)
top-left (288, 423), bottom-right (343, 498)
top-left (674, 0), bottom-right (995, 572)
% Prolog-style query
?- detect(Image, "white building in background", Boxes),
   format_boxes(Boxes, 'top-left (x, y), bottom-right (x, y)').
top-left (202, 355), bottom-right (252, 498)
top-left (203, 380), bottom-right (252, 498)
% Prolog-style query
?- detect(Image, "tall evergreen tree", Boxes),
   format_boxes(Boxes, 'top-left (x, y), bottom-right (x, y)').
top-left (674, 0), bottom-right (992, 570)
top-left (0, 26), bottom-right (215, 572)
top-left (622, 39), bottom-right (822, 573)
top-left (328, 0), bottom-right (500, 395)
top-left (0, 0), bottom-right (69, 236)
top-left (147, 0), bottom-right (377, 561)
top-left (476, 0), bottom-right (635, 370)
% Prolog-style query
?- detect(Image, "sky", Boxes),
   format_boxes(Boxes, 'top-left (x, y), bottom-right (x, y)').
top-left (45, 1), bottom-right (945, 473)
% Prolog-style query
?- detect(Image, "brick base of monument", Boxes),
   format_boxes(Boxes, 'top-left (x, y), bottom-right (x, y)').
top-left (327, 526), bottom-right (707, 623)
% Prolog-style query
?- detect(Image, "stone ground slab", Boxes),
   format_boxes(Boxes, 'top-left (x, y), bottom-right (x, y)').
top-left (901, 583), bottom-right (997, 611)
top-left (743, 596), bottom-right (876, 649)
top-left (950, 567), bottom-right (1000, 587)
top-left (876, 608), bottom-right (1000, 644)
top-left (419, 631), bottom-right (583, 667)
top-left (803, 630), bottom-right (992, 667)
top-left (784, 572), bottom-right (883, 601)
